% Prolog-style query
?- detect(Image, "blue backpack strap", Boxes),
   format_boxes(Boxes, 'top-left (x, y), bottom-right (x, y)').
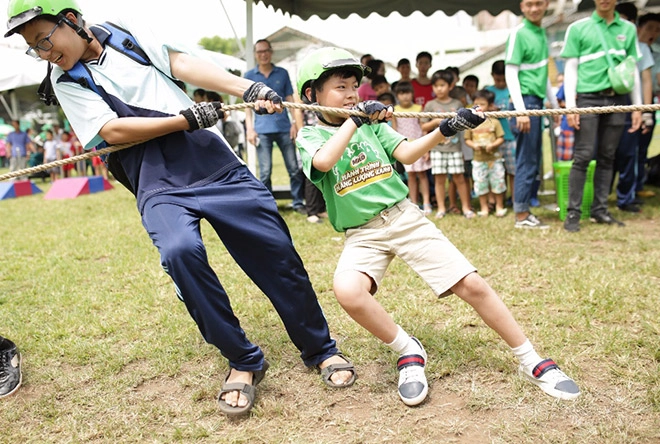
top-left (92, 22), bottom-right (151, 66)
top-left (63, 62), bottom-right (101, 96)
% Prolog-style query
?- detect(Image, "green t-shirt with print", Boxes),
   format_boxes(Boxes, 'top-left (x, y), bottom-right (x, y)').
top-left (505, 18), bottom-right (549, 99)
top-left (560, 11), bottom-right (641, 93)
top-left (297, 123), bottom-right (408, 232)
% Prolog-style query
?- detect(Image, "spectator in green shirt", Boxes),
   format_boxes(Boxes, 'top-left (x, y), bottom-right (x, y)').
top-left (561, 0), bottom-right (642, 232)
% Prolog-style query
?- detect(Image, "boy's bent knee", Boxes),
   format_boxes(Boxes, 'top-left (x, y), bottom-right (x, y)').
top-left (333, 271), bottom-right (373, 306)
top-left (159, 236), bottom-right (205, 265)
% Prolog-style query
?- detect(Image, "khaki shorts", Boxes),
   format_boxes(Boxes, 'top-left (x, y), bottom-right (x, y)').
top-left (335, 199), bottom-right (476, 297)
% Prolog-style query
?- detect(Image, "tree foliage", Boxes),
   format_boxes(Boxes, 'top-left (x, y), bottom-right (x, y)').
top-left (198, 35), bottom-right (245, 56)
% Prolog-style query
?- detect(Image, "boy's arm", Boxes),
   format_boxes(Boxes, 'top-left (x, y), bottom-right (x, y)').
top-left (489, 136), bottom-right (505, 151)
top-left (563, 58), bottom-right (579, 129)
top-left (463, 131), bottom-right (478, 150)
top-left (420, 118), bottom-right (442, 133)
top-left (312, 101), bottom-right (393, 171)
top-left (99, 115), bottom-right (190, 145)
top-left (546, 78), bottom-right (559, 109)
top-left (311, 119), bottom-right (360, 172)
top-left (393, 108), bottom-right (485, 165)
top-left (100, 51), bottom-right (280, 145)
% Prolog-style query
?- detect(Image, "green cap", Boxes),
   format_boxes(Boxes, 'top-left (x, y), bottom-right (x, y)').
top-left (297, 47), bottom-right (368, 102)
top-left (5, 0), bottom-right (82, 37)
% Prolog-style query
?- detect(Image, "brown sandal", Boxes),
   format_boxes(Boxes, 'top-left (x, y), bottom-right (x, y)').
top-left (318, 353), bottom-right (357, 388)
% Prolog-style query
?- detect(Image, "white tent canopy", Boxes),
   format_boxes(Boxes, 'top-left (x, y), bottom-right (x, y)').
top-left (0, 45), bottom-right (47, 120)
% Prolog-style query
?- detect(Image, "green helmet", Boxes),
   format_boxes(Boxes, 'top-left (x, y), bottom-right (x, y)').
top-left (5, 0), bottom-right (82, 37)
top-left (297, 47), bottom-right (369, 103)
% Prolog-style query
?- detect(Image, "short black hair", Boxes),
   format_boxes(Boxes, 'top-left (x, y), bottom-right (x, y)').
top-left (365, 59), bottom-right (384, 80)
top-left (377, 92), bottom-right (396, 104)
top-left (616, 2), bottom-right (637, 21)
top-left (397, 58), bottom-right (410, 68)
top-left (491, 60), bottom-right (505, 75)
top-left (473, 89), bottom-right (495, 104)
top-left (445, 66), bottom-right (459, 77)
top-left (193, 88), bottom-right (206, 97)
top-left (463, 74), bottom-right (479, 86)
top-left (431, 69), bottom-right (455, 86)
top-left (639, 12), bottom-right (660, 27)
top-left (309, 68), bottom-right (361, 103)
top-left (206, 91), bottom-right (223, 102)
top-left (416, 51), bottom-right (432, 63)
top-left (371, 75), bottom-right (389, 88)
top-left (394, 81), bottom-right (414, 95)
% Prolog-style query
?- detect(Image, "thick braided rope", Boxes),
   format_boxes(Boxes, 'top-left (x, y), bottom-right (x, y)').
top-left (3, 101), bottom-right (660, 182)
top-left (0, 141), bottom-right (144, 182)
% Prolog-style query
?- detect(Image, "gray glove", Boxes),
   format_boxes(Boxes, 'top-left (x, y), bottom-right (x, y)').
top-left (350, 100), bottom-right (393, 127)
top-left (179, 102), bottom-right (224, 132)
top-left (243, 82), bottom-right (282, 115)
top-left (642, 112), bottom-right (655, 128)
top-left (439, 107), bottom-right (485, 137)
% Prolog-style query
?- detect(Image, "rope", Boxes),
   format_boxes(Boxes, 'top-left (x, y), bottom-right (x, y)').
top-left (0, 141), bottom-right (144, 182)
top-left (3, 101), bottom-right (660, 183)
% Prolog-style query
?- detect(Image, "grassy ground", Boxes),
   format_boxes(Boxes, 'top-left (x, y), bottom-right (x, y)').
top-left (0, 137), bottom-right (659, 443)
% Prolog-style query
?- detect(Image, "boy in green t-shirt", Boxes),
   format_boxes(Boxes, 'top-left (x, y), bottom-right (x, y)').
top-left (296, 47), bottom-right (581, 406)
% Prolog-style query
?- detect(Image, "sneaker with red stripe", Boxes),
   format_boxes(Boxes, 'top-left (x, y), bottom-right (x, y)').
top-left (396, 337), bottom-right (428, 406)
top-left (519, 358), bottom-right (580, 400)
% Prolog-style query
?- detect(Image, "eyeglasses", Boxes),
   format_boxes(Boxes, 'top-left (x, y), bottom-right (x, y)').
top-left (25, 20), bottom-right (62, 60)
top-left (255, 49), bottom-right (272, 55)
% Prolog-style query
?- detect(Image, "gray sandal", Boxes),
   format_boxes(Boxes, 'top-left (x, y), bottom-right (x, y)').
top-left (218, 359), bottom-right (269, 417)
top-left (319, 353), bottom-right (357, 388)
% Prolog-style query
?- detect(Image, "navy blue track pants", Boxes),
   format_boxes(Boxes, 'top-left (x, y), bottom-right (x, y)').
top-left (140, 165), bottom-right (337, 371)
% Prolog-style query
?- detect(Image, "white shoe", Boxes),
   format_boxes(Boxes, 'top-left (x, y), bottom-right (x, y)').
top-left (397, 337), bottom-right (428, 406)
top-left (519, 359), bottom-right (581, 400)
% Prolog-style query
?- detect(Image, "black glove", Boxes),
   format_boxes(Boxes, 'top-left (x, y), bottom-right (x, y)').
top-left (350, 100), bottom-right (393, 127)
top-left (438, 107), bottom-right (485, 137)
top-left (243, 82), bottom-right (282, 115)
top-left (179, 102), bottom-right (224, 132)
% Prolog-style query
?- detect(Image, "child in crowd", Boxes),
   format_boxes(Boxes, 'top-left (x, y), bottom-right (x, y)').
top-left (464, 90), bottom-right (507, 217)
top-left (390, 58), bottom-right (411, 93)
top-left (295, 47), bottom-right (580, 407)
top-left (392, 81), bottom-right (432, 215)
top-left (0, 137), bottom-right (7, 168)
top-left (462, 74), bottom-right (479, 103)
top-left (59, 131), bottom-right (74, 178)
top-left (377, 92), bottom-right (396, 108)
top-left (412, 51), bottom-right (434, 107)
top-left (485, 60), bottom-right (516, 204)
top-left (370, 75), bottom-right (391, 100)
top-left (42, 129), bottom-right (60, 181)
top-left (70, 130), bottom-right (86, 176)
top-left (421, 70), bottom-right (474, 219)
top-left (555, 83), bottom-right (574, 161)
top-left (357, 59), bottom-right (386, 101)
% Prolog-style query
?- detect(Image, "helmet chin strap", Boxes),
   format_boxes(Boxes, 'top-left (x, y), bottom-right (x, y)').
top-left (59, 12), bottom-right (92, 43)
top-left (316, 111), bottom-right (342, 127)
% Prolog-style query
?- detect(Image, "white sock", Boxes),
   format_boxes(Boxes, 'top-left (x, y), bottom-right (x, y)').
top-left (386, 325), bottom-right (422, 356)
top-left (511, 339), bottom-right (542, 369)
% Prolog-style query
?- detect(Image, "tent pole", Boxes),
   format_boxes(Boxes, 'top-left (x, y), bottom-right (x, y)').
top-left (245, 0), bottom-right (257, 175)
top-left (0, 93), bottom-right (16, 120)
